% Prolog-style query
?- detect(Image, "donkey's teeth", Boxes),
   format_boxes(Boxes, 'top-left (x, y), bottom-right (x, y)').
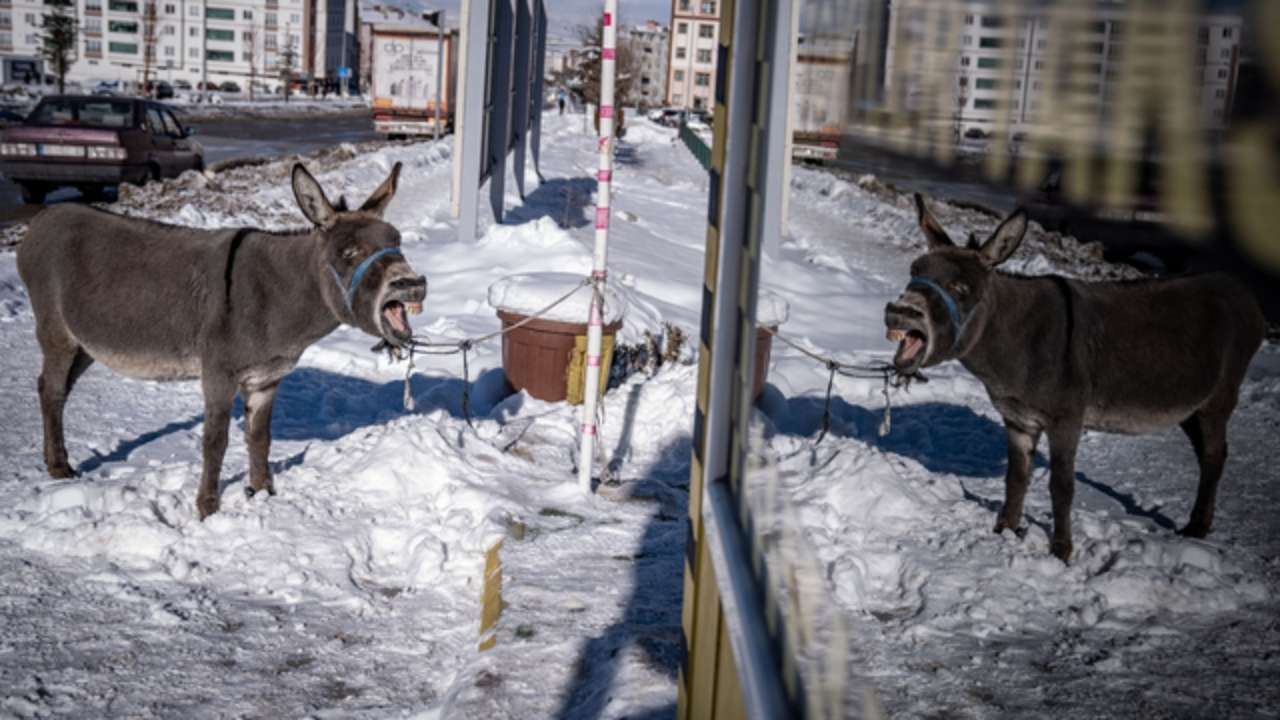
top-left (408, 303), bottom-right (423, 315)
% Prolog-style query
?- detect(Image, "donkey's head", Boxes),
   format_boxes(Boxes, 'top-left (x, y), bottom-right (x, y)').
top-left (292, 161), bottom-right (427, 347)
top-left (883, 194), bottom-right (1028, 374)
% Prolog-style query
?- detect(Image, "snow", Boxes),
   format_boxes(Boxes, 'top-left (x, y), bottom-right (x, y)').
top-left (1, 109), bottom-right (1277, 718)
top-left (487, 271), bottom-right (628, 325)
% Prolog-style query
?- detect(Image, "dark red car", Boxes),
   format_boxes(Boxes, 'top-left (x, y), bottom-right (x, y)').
top-left (0, 95), bottom-right (204, 203)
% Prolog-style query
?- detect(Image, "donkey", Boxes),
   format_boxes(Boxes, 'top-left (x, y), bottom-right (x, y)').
top-left (17, 162), bottom-right (427, 519)
top-left (884, 194), bottom-right (1265, 562)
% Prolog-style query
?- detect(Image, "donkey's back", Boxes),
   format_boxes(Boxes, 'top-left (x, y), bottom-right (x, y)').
top-left (19, 204), bottom-right (229, 381)
top-left (1072, 273), bottom-right (1265, 434)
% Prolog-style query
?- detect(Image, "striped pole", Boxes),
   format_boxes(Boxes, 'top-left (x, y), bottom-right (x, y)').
top-left (577, 0), bottom-right (618, 493)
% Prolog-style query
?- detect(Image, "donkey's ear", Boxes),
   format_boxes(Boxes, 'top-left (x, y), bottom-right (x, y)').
top-left (360, 161), bottom-right (402, 216)
top-left (914, 193), bottom-right (954, 249)
top-left (291, 163), bottom-right (337, 227)
top-left (979, 208), bottom-right (1029, 267)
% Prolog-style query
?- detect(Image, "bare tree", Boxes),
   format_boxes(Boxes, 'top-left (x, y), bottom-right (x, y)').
top-left (141, 0), bottom-right (158, 96)
top-left (244, 23), bottom-right (257, 101)
top-left (40, 0), bottom-right (77, 94)
top-left (279, 28), bottom-right (298, 104)
top-left (569, 21), bottom-right (636, 108)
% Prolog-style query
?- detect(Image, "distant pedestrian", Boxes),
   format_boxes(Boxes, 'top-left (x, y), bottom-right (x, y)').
top-left (557, 87), bottom-right (567, 115)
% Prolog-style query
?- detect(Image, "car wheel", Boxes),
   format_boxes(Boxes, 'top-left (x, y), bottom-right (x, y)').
top-left (146, 163), bottom-right (162, 185)
top-left (18, 181), bottom-right (48, 204)
top-left (193, 156), bottom-right (205, 173)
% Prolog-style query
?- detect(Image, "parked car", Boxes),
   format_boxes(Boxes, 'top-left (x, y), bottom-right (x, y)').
top-left (173, 79), bottom-right (192, 91)
top-left (146, 80), bottom-right (175, 99)
top-left (0, 109), bottom-right (26, 128)
top-left (0, 95), bottom-right (204, 203)
top-left (219, 81), bottom-right (241, 93)
top-left (91, 80), bottom-right (122, 96)
top-left (963, 127), bottom-right (989, 140)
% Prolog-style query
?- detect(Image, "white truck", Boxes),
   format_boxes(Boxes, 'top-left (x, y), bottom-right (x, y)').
top-left (370, 26), bottom-right (457, 139)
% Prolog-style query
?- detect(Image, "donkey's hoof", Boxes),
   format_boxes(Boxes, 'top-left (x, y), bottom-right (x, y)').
top-left (48, 463), bottom-right (76, 479)
top-left (993, 518), bottom-right (1027, 539)
top-left (244, 484), bottom-right (277, 500)
top-left (1050, 539), bottom-right (1073, 564)
top-left (1179, 523), bottom-right (1210, 539)
top-left (197, 495), bottom-right (220, 520)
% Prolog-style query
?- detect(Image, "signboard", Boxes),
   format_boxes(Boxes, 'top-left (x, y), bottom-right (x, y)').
top-left (457, 0), bottom-right (548, 240)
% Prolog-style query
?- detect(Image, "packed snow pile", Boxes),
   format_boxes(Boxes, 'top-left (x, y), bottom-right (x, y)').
top-left (487, 271), bottom-right (629, 325)
top-left (0, 111), bottom-right (1277, 719)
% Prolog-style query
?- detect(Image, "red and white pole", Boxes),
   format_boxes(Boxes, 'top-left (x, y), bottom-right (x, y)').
top-left (578, 0), bottom-right (618, 493)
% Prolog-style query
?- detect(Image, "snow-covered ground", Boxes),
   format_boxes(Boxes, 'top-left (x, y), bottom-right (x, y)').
top-left (1, 111), bottom-right (1277, 718)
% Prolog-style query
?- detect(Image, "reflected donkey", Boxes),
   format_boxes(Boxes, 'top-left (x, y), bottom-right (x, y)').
top-left (18, 162), bottom-right (427, 518)
top-left (884, 194), bottom-right (1265, 562)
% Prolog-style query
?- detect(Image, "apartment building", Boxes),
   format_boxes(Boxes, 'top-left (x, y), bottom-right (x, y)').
top-left (665, 0), bottom-right (718, 110)
top-left (622, 20), bottom-right (667, 110)
top-left (883, 0), bottom-right (1244, 138)
top-left (0, 0), bottom-right (345, 90)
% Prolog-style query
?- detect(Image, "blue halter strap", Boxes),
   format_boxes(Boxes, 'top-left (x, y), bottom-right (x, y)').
top-left (908, 275), bottom-right (973, 342)
top-left (330, 247), bottom-right (402, 311)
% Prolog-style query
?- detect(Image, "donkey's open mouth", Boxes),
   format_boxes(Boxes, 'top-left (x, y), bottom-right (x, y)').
top-left (885, 302), bottom-right (932, 374)
top-left (377, 277), bottom-right (427, 346)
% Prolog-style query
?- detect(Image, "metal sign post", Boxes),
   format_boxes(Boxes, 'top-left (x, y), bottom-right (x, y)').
top-left (576, 0), bottom-right (617, 493)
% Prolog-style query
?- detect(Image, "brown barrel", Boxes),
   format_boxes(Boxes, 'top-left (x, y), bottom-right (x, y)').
top-left (497, 310), bottom-right (623, 403)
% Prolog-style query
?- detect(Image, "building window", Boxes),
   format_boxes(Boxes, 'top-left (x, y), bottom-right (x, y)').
top-left (206, 28), bottom-right (233, 41)
top-left (964, 14), bottom-right (973, 25)
top-left (698, 24), bottom-right (713, 39)
top-left (85, 39), bottom-right (102, 53)
top-left (674, 69), bottom-right (684, 81)
top-left (163, 3), bottom-right (174, 13)
top-left (84, 18), bottom-right (101, 32)
top-left (189, 47), bottom-right (198, 57)
top-left (696, 48), bottom-right (711, 63)
top-left (1215, 88), bottom-right (1226, 98)
top-left (957, 76), bottom-right (967, 87)
top-left (265, 34), bottom-right (277, 50)
top-left (977, 57), bottom-right (1001, 69)
top-left (162, 24), bottom-right (173, 35)
top-left (205, 7), bottom-right (234, 20)
top-left (1217, 68), bottom-right (1228, 79)
top-left (206, 49), bottom-right (234, 61)
top-left (700, 1), bottom-right (715, 13)
top-left (694, 72), bottom-right (710, 86)
top-left (164, 45), bottom-right (174, 56)
top-left (979, 37), bottom-right (1003, 49)
top-left (980, 15), bottom-right (1005, 28)
top-left (108, 0), bottom-right (138, 11)
top-left (975, 78), bottom-right (998, 89)
top-left (675, 47), bottom-right (686, 59)
top-left (960, 56), bottom-right (970, 67)
top-left (290, 13), bottom-right (301, 23)
top-left (1221, 48), bottom-right (1231, 59)
top-left (108, 41), bottom-right (138, 53)
top-left (85, 1), bottom-right (102, 11)
top-left (108, 20), bottom-right (138, 33)
top-left (973, 98), bottom-right (998, 109)
top-left (243, 9), bottom-right (252, 19)
top-left (265, 12), bottom-right (277, 25)
top-left (1223, 27), bottom-right (1233, 38)
top-left (189, 26), bottom-right (196, 36)
top-left (24, 12), bottom-right (36, 24)
top-left (677, 22), bottom-right (687, 34)
top-left (0, 32), bottom-right (12, 47)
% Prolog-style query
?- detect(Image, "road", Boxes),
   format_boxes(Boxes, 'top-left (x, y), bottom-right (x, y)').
top-left (0, 110), bottom-right (380, 224)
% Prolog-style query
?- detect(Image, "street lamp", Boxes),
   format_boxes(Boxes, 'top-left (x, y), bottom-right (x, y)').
top-left (424, 9), bottom-right (444, 138)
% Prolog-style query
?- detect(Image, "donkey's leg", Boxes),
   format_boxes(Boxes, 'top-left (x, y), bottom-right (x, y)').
top-left (36, 333), bottom-right (94, 479)
top-left (240, 381), bottom-right (280, 498)
top-left (1046, 424), bottom-right (1082, 563)
top-left (196, 373), bottom-right (237, 519)
top-left (1178, 410), bottom-right (1229, 539)
top-left (994, 423), bottom-right (1040, 536)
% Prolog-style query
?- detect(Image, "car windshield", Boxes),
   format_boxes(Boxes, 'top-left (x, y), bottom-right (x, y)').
top-left (26, 98), bottom-right (134, 128)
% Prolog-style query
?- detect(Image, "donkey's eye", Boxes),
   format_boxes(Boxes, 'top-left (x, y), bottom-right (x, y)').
top-left (341, 246), bottom-right (360, 261)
